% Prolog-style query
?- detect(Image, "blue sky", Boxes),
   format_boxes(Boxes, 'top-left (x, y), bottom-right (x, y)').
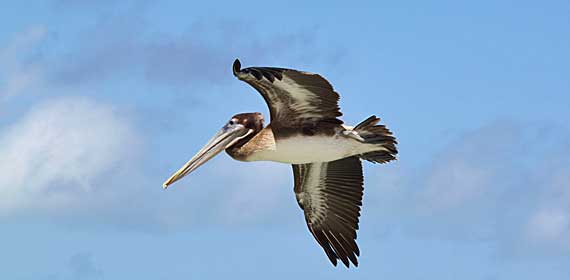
top-left (1, 0), bottom-right (569, 279)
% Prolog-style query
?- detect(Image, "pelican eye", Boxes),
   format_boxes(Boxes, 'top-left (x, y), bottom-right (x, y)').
top-left (229, 120), bottom-right (236, 125)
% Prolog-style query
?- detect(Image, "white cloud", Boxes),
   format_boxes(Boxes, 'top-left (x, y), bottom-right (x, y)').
top-left (422, 158), bottom-right (492, 210)
top-left (411, 122), bottom-right (517, 219)
top-left (524, 166), bottom-right (570, 250)
top-left (0, 97), bottom-right (137, 214)
top-left (526, 208), bottom-right (569, 244)
top-left (0, 26), bottom-right (47, 101)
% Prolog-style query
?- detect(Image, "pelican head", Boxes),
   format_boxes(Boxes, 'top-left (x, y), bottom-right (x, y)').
top-left (163, 112), bottom-right (264, 188)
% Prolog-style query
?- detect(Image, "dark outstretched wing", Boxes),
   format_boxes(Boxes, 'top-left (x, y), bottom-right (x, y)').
top-left (233, 59), bottom-right (343, 135)
top-left (292, 157), bottom-right (364, 267)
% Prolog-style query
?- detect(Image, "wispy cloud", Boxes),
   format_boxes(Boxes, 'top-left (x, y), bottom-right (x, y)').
top-left (48, 14), bottom-right (331, 87)
top-left (217, 161), bottom-right (292, 225)
top-left (366, 120), bottom-right (570, 255)
top-left (524, 162), bottom-right (570, 252)
top-left (0, 97), bottom-right (137, 215)
top-left (526, 208), bottom-right (569, 247)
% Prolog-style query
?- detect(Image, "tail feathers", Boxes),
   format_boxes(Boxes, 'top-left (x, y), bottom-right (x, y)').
top-left (354, 115), bottom-right (398, 164)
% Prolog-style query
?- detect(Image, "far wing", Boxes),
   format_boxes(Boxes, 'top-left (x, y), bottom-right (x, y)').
top-left (233, 59), bottom-right (343, 135)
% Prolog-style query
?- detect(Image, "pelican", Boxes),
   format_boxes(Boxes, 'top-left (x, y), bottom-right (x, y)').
top-left (164, 59), bottom-right (398, 267)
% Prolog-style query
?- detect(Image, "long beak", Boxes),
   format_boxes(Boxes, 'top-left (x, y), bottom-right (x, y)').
top-left (163, 124), bottom-right (249, 188)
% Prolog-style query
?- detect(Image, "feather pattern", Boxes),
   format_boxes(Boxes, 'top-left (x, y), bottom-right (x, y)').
top-left (233, 59), bottom-right (343, 137)
top-left (292, 156), bottom-right (364, 267)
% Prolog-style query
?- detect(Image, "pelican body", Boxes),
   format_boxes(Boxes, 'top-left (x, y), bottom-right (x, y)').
top-left (164, 59), bottom-right (398, 267)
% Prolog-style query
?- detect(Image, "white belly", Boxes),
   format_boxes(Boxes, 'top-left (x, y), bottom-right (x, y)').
top-left (246, 135), bottom-right (366, 164)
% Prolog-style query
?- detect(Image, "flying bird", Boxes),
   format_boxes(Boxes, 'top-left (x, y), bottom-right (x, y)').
top-left (163, 59), bottom-right (398, 267)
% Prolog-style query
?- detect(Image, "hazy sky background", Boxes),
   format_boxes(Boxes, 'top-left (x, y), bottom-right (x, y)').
top-left (1, 1), bottom-right (569, 279)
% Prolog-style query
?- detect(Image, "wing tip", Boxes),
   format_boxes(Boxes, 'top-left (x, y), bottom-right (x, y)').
top-left (232, 58), bottom-right (241, 76)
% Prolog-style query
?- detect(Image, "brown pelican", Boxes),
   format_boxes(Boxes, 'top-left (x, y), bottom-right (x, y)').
top-left (163, 59), bottom-right (398, 267)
